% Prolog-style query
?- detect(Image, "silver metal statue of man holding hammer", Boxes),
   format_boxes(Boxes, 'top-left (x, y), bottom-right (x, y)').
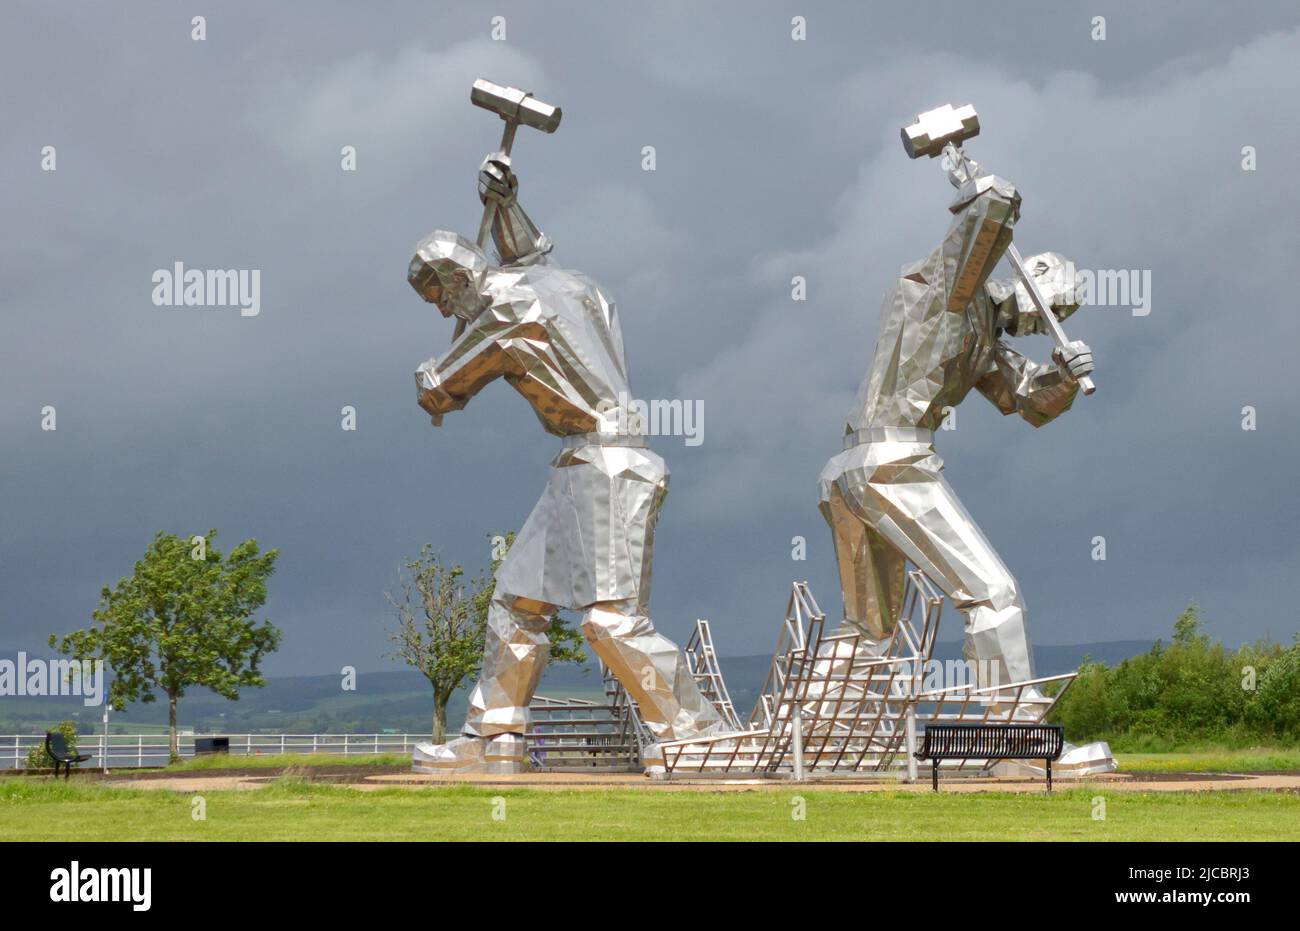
top-left (407, 80), bottom-right (723, 774)
top-left (819, 104), bottom-right (1112, 770)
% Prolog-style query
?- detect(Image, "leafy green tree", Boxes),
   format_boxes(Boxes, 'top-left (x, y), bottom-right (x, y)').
top-left (1047, 660), bottom-right (1121, 740)
top-left (50, 530), bottom-right (281, 761)
top-left (386, 532), bottom-right (587, 743)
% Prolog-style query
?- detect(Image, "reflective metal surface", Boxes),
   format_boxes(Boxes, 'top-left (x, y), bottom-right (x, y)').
top-left (409, 144), bottom-right (721, 772)
top-left (820, 104), bottom-right (1095, 691)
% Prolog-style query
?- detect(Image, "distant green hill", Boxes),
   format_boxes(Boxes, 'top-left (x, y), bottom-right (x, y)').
top-left (0, 640), bottom-right (1154, 736)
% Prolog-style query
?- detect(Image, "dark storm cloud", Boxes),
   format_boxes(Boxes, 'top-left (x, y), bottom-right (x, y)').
top-left (2, 1), bottom-right (1297, 674)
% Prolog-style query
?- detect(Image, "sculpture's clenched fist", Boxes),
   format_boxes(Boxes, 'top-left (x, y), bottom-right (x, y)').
top-left (1055, 340), bottom-right (1094, 381)
top-left (478, 151), bottom-right (518, 206)
top-left (943, 147), bottom-right (981, 188)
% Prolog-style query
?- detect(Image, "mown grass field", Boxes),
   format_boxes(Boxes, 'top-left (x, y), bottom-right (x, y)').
top-left (3, 778), bottom-right (1299, 842)
top-left (1115, 748), bottom-right (1300, 772)
top-left (167, 752), bottom-right (407, 771)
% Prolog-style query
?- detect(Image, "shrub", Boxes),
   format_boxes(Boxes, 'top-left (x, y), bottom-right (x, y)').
top-left (1251, 637), bottom-right (1300, 741)
top-left (25, 720), bottom-right (80, 770)
top-left (1050, 604), bottom-right (1298, 748)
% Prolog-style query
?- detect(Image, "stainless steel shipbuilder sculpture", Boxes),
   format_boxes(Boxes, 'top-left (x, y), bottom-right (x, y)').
top-left (408, 80), bottom-right (722, 774)
top-left (817, 104), bottom-right (1112, 772)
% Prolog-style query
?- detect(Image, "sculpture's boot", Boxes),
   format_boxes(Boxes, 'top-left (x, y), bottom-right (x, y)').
top-left (412, 733), bottom-right (529, 775)
top-left (1055, 740), bottom-right (1117, 775)
top-left (989, 740), bottom-right (1117, 779)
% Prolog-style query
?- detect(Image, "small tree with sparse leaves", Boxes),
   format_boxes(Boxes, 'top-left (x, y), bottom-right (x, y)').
top-left (386, 532), bottom-right (587, 743)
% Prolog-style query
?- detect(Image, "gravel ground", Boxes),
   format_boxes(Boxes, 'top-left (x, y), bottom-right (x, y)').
top-left (61, 766), bottom-right (1300, 795)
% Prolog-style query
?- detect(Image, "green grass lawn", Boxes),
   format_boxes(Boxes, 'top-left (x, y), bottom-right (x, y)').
top-left (167, 752), bottom-right (408, 771)
top-left (1116, 748), bottom-right (1300, 773)
top-left (3, 778), bottom-right (1299, 841)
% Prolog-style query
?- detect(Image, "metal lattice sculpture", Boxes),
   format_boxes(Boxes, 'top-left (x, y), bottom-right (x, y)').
top-left (526, 578), bottom-right (1112, 779)
top-left (654, 578), bottom-right (1086, 777)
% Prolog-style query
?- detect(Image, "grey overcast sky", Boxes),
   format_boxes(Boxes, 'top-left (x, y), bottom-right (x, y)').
top-left (2, 1), bottom-right (1298, 675)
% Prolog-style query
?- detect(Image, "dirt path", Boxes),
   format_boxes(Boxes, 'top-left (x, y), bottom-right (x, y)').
top-left (95, 767), bottom-right (1300, 794)
top-left (107, 775), bottom-right (272, 792)
top-left (360, 770), bottom-right (1300, 794)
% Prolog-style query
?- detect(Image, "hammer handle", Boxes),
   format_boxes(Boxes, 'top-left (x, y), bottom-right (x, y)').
top-left (454, 120), bottom-right (519, 342)
top-left (1006, 243), bottom-right (1096, 396)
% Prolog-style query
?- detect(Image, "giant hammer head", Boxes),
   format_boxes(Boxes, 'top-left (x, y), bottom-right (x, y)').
top-left (901, 104), bottom-right (980, 159)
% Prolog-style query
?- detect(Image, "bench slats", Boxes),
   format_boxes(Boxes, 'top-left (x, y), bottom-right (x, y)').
top-left (914, 724), bottom-right (1064, 792)
top-left (916, 723), bottom-right (1063, 761)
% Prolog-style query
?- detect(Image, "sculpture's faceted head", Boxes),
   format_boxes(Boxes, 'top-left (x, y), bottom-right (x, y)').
top-left (408, 230), bottom-right (490, 321)
top-left (988, 251), bottom-right (1083, 335)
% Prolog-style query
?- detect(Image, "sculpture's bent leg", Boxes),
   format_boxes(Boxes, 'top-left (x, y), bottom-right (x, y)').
top-left (412, 592), bottom-right (552, 775)
top-left (582, 599), bottom-right (722, 742)
top-left (464, 593), bottom-right (554, 738)
top-left (412, 732), bottom-right (529, 775)
top-left (408, 592), bottom-right (551, 774)
top-left (824, 440), bottom-right (1034, 687)
top-left (819, 478), bottom-right (907, 645)
top-left (821, 440), bottom-right (1114, 773)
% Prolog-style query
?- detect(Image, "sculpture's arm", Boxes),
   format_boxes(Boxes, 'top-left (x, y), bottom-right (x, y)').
top-left (415, 309), bottom-right (515, 426)
top-left (479, 153), bottom-right (553, 266)
top-left (975, 340), bottom-right (1081, 428)
top-left (985, 252), bottom-right (1082, 337)
top-left (940, 152), bottom-right (1021, 312)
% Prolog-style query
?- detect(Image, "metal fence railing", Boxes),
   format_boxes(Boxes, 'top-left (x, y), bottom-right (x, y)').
top-left (2, 733), bottom-right (432, 771)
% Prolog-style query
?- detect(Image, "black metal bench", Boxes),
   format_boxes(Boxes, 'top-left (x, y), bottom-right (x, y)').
top-left (45, 731), bottom-right (92, 779)
top-left (915, 724), bottom-right (1064, 792)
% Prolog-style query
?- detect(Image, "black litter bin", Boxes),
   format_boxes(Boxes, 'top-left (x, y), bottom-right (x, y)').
top-left (194, 737), bottom-right (230, 755)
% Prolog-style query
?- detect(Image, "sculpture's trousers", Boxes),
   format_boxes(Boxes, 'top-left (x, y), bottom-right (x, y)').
top-left (818, 429), bottom-right (1035, 686)
top-left (463, 434), bottom-right (722, 740)
top-left (463, 596), bottom-right (723, 740)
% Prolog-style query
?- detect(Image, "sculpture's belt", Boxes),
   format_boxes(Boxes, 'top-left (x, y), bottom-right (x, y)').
top-left (843, 426), bottom-right (934, 450)
top-left (561, 432), bottom-right (648, 449)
